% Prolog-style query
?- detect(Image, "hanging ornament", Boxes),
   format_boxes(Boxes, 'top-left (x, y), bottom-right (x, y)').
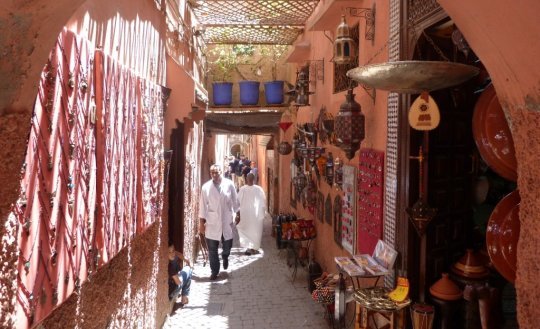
top-left (279, 122), bottom-right (293, 132)
top-left (335, 88), bottom-right (365, 160)
top-left (408, 91), bottom-right (440, 131)
top-left (406, 146), bottom-right (437, 236)
top-left (278, 141), bottom-right (292, 155)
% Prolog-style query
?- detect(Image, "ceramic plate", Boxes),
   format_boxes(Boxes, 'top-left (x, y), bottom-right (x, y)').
top-left (486, 190), bottom-right (520, 283)
top-left (499, 193), bottom-right (521, 271)
top-left (472, 84), bottom-right (517, 181)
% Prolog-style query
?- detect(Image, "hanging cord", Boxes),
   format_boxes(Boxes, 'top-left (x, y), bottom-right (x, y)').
top-left (421, 31), bottom-right (450, 62)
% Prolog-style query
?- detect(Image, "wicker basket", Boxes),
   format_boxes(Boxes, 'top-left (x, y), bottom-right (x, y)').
top-left (312, 286), bottom-right (335, 304)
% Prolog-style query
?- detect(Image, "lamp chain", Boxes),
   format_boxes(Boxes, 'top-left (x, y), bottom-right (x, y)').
top-left (363, 18), bottom-right (412, 65)
top-left (421, 31), bottom-right (450, 62)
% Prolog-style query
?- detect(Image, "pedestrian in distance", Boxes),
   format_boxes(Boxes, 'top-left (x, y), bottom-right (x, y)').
top-left (236, 173), bottom-right (267, 255)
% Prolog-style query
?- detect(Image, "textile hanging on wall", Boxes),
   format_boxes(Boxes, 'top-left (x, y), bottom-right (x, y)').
top-left (94, 51), bottom-right (141, 264)
top-left (14, 29), bottom-right (97, 328)
top-left (14, 29), bottom-right (166, 328)
top-left (138, 78), bottom-right (165, 232)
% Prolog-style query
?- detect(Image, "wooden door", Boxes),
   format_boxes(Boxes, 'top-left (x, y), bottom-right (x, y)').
top-left (402, 20), bottom-right (488, 300)
top-left (421, 86), bottom-right (476, 282)
top-left (169, 123), bottom-right (185, 253)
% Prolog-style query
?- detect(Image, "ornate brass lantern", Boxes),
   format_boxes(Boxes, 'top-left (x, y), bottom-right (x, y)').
top-left (335, 88), bottom-right (365, 159)
top-left (334, 15), bottom-right (357, 65)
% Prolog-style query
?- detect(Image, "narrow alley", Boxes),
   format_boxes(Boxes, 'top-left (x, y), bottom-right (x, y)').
top-left (163, 217), bottom-right (329, 329)
top-left (3, 1), bottom-right (540, 328)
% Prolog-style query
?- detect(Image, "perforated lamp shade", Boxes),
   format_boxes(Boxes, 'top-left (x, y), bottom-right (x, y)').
top-left (335, 88), bottom-right (365, 159)
top-left (334, 15), bottom-right (357, 65)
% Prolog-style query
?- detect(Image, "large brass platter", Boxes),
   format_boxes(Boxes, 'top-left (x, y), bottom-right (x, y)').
top-left (346, 61), bottom-right (479, 93)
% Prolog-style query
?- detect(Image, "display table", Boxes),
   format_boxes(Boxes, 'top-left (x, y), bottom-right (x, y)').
top-left (354, 287), bottom-right (411, 329)
top-left (334, 257), bottom-right (387, 329)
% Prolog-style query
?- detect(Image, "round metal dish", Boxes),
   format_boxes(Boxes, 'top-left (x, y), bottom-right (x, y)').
top-left (346, 61), bottom-right (479, 93)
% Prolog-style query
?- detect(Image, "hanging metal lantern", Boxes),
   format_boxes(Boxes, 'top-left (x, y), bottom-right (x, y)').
top-left (305, 176), bottom-right (318, 207)
top-left (295, 68), bottom-right (313, 106)
top-left (292, 133), bottom-right (300, 150)
top-left (335, 87), bottom-right (365, 159)
top-left (334, 15), bottom-right (357, 65)
top-left (294, 171), bottom-right (308, 199)
top-left (278, 141), bottom-right (292, 155)
top-left (316, 155), bottom-right (327, 179)
top-left (326, 152), bottom-right (334, 185)
top-left (334, 156), bottom-right (343, 188)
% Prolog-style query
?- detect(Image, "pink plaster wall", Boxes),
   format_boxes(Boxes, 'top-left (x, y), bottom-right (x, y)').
top-left (164, 55), bottom-right (197, 148)
top-left (0, 0), bottom-right (174, 327)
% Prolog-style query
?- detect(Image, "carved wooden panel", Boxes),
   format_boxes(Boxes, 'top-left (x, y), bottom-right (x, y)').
top-left (408, 0), bottom-right (441, 22)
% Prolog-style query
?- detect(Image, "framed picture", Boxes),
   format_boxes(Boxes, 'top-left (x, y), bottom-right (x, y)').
top-left (341, 165), bottom-right (357, 254)
top-left (290, 160), bottom-right (297, 208)
top-left (334, 195), bottom-right (342, 247)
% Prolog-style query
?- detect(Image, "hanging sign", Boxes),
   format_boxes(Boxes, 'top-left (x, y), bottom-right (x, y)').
top-left (408, 91), bottom-right (440, 131)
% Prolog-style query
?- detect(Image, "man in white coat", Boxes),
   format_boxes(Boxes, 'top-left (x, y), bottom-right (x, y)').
top-left (199, 164), bottom-right (239, 280)
top-left (236, 173), bottom-right (267, 255)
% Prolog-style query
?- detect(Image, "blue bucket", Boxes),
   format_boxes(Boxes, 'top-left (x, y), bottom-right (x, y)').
top-left (239, 81), bottom-right (260, 105)
top-left (264, 80), bottom-right (285, 104)
top-left (212, 82), bottom-right (233, 106)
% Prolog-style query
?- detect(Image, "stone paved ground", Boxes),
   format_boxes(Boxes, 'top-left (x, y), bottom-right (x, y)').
top-left (162, 218), bottom-right (330, 329)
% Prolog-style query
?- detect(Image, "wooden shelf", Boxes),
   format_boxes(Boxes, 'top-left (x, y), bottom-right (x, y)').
top-left (208, 104), bottom-right (289, 113)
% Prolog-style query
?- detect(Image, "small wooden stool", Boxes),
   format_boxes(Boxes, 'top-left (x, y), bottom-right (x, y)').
top-left (354, 287), bottom-right (410, 329)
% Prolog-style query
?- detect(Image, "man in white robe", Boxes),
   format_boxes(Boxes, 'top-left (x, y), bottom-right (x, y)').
top-left (236, 173), bottom-right (267, 255)
top-left (199, 164), bottom-right (239, 280)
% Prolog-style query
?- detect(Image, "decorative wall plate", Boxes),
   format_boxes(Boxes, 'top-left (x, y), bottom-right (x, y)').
top-left (472, 84), bottom-right (517, 182)
top-left (486, 190), bottom-right (520, 283)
